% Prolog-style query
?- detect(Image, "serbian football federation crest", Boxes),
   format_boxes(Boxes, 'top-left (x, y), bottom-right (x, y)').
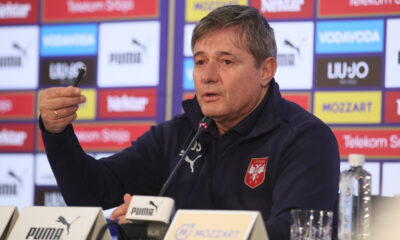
top-left (244, 157), bottom-right (268, 189)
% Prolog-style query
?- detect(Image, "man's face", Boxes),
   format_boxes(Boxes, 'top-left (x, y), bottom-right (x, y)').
top-left (193, 27), bottom-right (270, 128)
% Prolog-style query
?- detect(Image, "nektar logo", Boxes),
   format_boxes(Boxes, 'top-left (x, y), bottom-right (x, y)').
top-left (327, 61), bottom-right (369, 80)
top-left (107, 94), bottom-right (149, 112)
top-left (0, 128), bottom-right (27, 146)
top-left (261, 0), bottom-right (304, 12)
top-left (319, 30), bottom-right (380, 44)
top-left (0, 2), bottom-right (31, 19)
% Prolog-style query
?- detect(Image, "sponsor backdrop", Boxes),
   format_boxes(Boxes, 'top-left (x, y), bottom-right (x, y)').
top-left (0, 0), bottom-right (400, 218)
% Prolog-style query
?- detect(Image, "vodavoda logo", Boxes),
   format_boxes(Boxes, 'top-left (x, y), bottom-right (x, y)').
top-left (0, 26), bottom-right (38, 89)
top-left (316, 56), bottom-right (381, 87)
top-left (0, 154), bottom-right (34, 209)
top-left (40, 57), bottom-right (95, 86)
top-left (270, 21), bottom-right (314, 89)
top-left (40, 24), bottom-right (97, 57)
top-left (316, 20), bottom-right (383, 53)
top-left (98, 21), bottom-right (160, 87)
top-left (385, 19), bottom-right (400, 88)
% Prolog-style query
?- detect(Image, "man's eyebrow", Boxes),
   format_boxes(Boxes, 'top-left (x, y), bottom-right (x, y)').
top-left (193, 51), bottom-right (235, 58)
top-left (193, 51), bottom-right (204, 58)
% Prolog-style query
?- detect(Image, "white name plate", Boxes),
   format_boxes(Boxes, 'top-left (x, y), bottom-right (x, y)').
top-left (164, 210), bottom-right (269, 240)
top-left (7, 206), bottom-right (111, 240)
top-left (126, 195), bottom-right (175, 224)
top-left (0, 206), bottom-right (18, 240)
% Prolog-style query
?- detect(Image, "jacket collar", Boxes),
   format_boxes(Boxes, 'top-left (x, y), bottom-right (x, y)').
top-left (182, 78), bottom-right (282, 138)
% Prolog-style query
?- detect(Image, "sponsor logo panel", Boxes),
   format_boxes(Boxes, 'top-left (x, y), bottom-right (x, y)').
top-left (0, 153), bottom-right (34, 210)
top-left (34, 187), bottom-right (66, 207)
top-left (0, 123), bottom-right (34, 152)
top-left (313, 91), bottom-right (381, 124)
top-left (98, 21), bottom-right (160, 87)
top-left (333, 128), bottom-right (400, 158)
top-left (281, 92), bottom-right (310, 111)
top-left (183, 58), bottom-right (195, 91)
top-left (316, 56), bottom-right (382, 87)
top-left (98, 88), bottom-right (157, 119)
top-left (0, 26), bottom-right (39, 89)
top-left (183, 24), bottom-right (196, 57)
top-left (318, 0), bottom-right (400, 17)
top-left (385, 19), bottom-right (400, 88)
top-left (385, 91), bottom-right (400, 123)
top-left (42, 0), bottom-right (158, 22)
top-left (316, 20), bottom-right (384, 54)
top-left (40, 24), bottom-right (98, 57)
top-left (40, 57), bottom-right (96, 87)
top-left (185, 0), bottom-right (248, 22)
top-left (76, 89), bottom-right (96, 120)
top-left (35, 153), bottom-right (57, 186)
top-left (0, 0), bottom-right (38, 24)
top-left (38, 122), bottom-right (153, 152)
top-left (270, 21), bottom-right (314, 89)
top-left (252, 0), bottom-right (314, 19)
top-left (0, 91), bottom-right (35, 119)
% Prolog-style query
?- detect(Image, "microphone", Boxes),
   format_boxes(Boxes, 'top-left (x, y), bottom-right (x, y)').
top-left (111, 116), bottom-right (212, 240)
top-left (158, 116), bottom-right (211, 196)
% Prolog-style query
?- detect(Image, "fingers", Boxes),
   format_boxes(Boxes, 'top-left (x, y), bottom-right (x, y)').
top-left (39, 86), bottom-right (86, 134)
top-left (110, 193), bottom-right (132, 222)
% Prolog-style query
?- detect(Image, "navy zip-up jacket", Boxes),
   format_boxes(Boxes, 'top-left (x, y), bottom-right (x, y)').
top-left (40, 79), bottom-right (340, 240)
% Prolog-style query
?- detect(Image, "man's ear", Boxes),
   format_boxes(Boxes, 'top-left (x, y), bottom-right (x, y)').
top-left (260, 57), bottom-right (277, 87)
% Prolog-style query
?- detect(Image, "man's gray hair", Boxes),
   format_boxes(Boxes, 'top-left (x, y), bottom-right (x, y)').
top-left (191, 5), bottom-right (277, 68)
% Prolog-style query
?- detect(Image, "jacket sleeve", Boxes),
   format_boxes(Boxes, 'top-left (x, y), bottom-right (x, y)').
top-left (39, 117), bottom-right (167, 209)
top-left (265, 123), bottom-right (340, 240)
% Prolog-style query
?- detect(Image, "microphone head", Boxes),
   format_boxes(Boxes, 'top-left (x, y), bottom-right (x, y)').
top-left (199, 116), bottom-right (211, 130)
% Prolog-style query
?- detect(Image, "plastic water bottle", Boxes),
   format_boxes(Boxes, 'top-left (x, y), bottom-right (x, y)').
top-left (338, 154), bottom-right (372, 240)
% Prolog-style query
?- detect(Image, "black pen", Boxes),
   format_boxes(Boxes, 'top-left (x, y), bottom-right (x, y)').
top-left (73, 66), bottom-right (87, 87)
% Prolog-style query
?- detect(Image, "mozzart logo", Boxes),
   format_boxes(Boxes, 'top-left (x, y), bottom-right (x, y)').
top-left (316, 56), bottom-right (381, 87)
top-left (97, 21), bottom-right (160, 87)
top-left (314, 91), bottom-right (381, 124)
top-left (270, 21), bottom-right (313, 89)
top-left (316, 20), bottom-right (383, 53)
top-left (40, 24), bottom-right (97, 57)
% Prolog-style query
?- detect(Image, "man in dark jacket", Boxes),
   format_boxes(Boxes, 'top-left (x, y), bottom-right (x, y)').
top-left (39, 5), bottom-right (339, 240)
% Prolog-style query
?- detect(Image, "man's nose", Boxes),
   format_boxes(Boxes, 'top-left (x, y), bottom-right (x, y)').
top-left (201, 61), bottom-right (219, 83)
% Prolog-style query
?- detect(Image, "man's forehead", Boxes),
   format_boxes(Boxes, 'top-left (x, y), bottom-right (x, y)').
top-left (193, 28), bottom-right (248, 54)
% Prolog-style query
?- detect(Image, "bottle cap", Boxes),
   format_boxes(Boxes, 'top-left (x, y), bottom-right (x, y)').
top-left (348, 153), bottom-right (365, 166)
